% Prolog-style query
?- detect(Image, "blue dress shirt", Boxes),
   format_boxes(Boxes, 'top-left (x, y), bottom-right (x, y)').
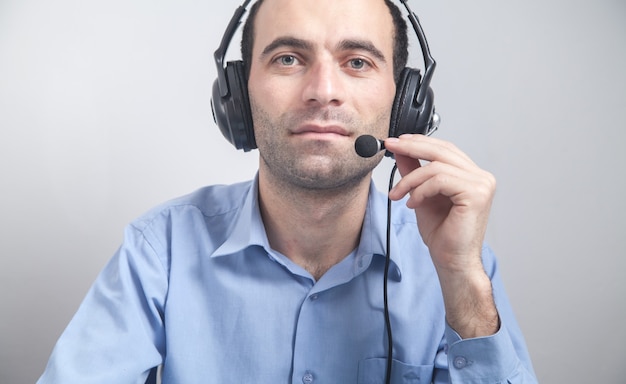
top-left (38, 176), bottom-right (537, 383)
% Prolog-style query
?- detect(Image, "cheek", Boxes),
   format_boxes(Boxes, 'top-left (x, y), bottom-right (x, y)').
top-left (248, 71), bottom-right (297, 103)
top-left (248, 80), bottom-right (296, 145)
top-left (249, 87), bottom-right (285, 130)
top-left (356, 82), bottom-right (396, 128)
top-left (352, 78), bottom-right (396, 109)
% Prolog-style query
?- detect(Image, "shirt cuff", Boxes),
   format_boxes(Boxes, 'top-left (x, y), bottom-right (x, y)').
top-left (444, 323), bottom-right (521, 383)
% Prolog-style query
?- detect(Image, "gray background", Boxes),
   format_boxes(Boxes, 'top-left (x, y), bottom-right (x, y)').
top-left (1, 0), bottom-right (625, 383)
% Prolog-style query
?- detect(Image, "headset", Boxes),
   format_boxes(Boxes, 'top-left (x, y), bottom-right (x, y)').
top-left (211, 0), bottom-right (440, 155)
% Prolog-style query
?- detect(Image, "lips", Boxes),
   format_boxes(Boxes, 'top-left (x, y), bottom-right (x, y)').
top-left (291, 124), bottom-right (350, 136)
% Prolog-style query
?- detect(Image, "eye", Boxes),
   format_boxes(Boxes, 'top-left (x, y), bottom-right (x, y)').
top-left (277, 55), bottom-right (298, 66)
top-left (350, 58), bottom-right (366, 69)
top-left (346, 57), bottom-right (374, 72)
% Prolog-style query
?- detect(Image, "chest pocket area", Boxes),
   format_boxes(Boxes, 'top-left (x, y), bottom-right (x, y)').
top-left (358, 358), bottom-right (434, 384)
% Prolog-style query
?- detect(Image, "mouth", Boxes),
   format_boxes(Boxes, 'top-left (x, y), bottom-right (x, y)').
top-left (291, 124), bottom-right (350, 138)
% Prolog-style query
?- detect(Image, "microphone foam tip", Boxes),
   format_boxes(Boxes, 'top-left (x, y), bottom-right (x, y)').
top-left (355, 135), bottom-right (382, 158)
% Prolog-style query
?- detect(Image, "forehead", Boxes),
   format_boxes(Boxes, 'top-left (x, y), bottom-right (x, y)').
top-left (252, 0), bottom-right (394, 56)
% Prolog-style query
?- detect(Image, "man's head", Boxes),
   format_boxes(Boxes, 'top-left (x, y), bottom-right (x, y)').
top-left (241, 0), bottom-right (409, 82)
top-left (243, 0), bottom-right (404, 192)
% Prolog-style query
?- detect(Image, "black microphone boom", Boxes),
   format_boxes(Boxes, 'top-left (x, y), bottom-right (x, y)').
top-left (355, 135), bottom-right (385, 158)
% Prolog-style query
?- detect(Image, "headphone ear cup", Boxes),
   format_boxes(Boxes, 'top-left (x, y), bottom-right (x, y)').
top-left (210, 60), bottom-right (256, 151)
top-left (389, 68), bottom-right (413, 138)
top-left (389, 67), bottom-right (436, 139)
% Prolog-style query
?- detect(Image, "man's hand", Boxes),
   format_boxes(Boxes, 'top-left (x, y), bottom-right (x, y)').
top-left (384, 134), bottom-right (499, 338)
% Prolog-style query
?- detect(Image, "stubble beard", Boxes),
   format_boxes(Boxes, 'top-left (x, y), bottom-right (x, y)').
top-left (251, 102), bottom-right (388, 194)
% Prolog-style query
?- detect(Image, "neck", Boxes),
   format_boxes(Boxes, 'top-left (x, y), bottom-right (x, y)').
top-left (258, 167), bottom-right (371, 280)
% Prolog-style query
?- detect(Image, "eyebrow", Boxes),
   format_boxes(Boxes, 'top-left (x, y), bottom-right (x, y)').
top-left (259, 36), bottom-right (387, 63)
top-left (337, 39), bottom-right (387, 63)
top-left (260, 37), bottom-right (314, 59)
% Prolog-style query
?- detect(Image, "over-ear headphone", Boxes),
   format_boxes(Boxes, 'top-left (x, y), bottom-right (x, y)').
top-left (211, 0), bottom-right (440, 154)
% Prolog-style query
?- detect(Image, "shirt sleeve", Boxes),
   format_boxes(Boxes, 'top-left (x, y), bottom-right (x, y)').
top-left (435, 245), bottom-right (538, 383)
top-left (442, 324), bottom-right (537, 383)
top-left (37, 223), bottom-right (167, 384)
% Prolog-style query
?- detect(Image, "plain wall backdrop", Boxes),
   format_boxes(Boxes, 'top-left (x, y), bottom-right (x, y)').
top-left (1, 0), bottom-right (625, 382)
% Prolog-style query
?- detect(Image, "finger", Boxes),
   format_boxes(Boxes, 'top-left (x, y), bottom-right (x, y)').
top-left (403, 171), bottom-right (471, 210)
top-left (393, 151), bottom-right (421, 179)
top-left (384, 134), bottom-right (476, 171)
top-left (390, 161), bottom-right (495, 207)
top-left (389, 161), bottom-right (469, 201)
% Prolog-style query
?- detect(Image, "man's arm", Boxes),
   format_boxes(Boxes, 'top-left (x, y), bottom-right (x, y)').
top-left (37, 224), bottom-right (166, 383)
top-left (386, 134), bottom-right (537, 382)
top-left (386, 134), bottom-right (498, 337)
top-left (432, 245), bottom-right (537, 383)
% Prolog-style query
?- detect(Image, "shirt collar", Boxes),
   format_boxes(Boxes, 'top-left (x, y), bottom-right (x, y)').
top-left (211, 174), bottom-right (270, 257)
top-left (212, 175), bottom-right (402, 281)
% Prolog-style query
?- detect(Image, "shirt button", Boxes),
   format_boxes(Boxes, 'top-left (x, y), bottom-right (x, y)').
top-left (302, 371), bottom-right (314, 384)
top-left (453, 356), bottom-right (468, 369)
top-left (310, 294), bottom-right (319, 301)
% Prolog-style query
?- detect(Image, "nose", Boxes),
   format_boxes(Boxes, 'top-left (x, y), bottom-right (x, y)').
top-left (301, 59), bottom-right (345, 107)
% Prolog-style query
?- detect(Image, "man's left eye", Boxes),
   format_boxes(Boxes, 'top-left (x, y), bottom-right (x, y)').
top-left (349, 58), bottom-right (366, 69)
top-left (279, 55), bottom-right (297, 65)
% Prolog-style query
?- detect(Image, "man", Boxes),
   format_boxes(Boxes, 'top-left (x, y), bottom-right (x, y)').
top-left (39, 0), bottom-right (537, 382)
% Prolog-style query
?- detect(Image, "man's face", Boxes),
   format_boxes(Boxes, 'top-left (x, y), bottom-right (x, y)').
top-left (248, 0), bottom-right (397, 190)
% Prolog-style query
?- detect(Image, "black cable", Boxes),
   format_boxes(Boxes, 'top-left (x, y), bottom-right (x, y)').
top-left (384, 163), bottom-right (398, 384)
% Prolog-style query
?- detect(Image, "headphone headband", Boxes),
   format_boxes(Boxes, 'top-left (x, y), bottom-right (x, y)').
top-left (214, 0), bottom-right (252, 99)
top-left (398, 0), bottom-right (436, 108)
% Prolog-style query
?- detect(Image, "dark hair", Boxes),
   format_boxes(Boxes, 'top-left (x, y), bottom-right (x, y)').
top-left (240, 0), bottom-right (409, 82)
